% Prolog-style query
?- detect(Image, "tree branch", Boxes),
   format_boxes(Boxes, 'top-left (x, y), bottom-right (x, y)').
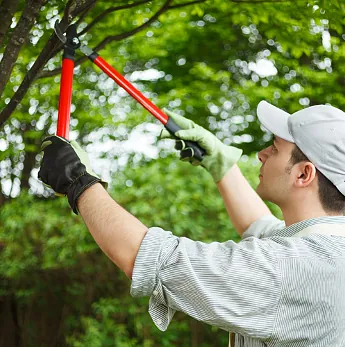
top-left (75, 0), bottom-right (97, 27)
top-left (64, 0), bottom-right (75, 22)
top-left (0, 0), bottom-right (97, 128)
top-left (0, 183), bottom-right (6, 207)
top-left (21, 122), bottom-right (40, 190)
top-left (78, 0), bottom-right (153, 36)
top-left (169, 0), bottom-right (207, 9)
top-left (0, 0), bottom-right (19, 48)
top-left (39, 0), bottom-right (207, 80)
top-left (88, 0), bottom-right (175, 52)
top-left (230, 0), bottom-right (303, 2)
top-left (0, 0), bottom-right (47, 98)
top-left (38, 0), bottom-right (179, 79)
top-left (0, 31), bottom-right (62, 128)
top-left (69, 0), bottom-right (98, 19)
top-left (0, 0), bottom-right (207, 126)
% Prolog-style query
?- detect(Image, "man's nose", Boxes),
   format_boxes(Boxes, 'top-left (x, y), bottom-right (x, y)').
top-left (258, 147), bottom-right (270, 163)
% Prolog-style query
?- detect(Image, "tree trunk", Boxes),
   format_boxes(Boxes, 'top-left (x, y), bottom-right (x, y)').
top-left (0, 0), bottom-right (19, 48)
top-left (0, 189), bottom-right (5, 208)
top-left (0, 0), bottom-right (47, 98)
top-left (21, 151), bottom-right (36, 190)
top-left (0, 296), bottom-right (20, 347)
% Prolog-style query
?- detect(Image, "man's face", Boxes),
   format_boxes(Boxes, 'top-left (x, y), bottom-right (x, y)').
top-left (256, 136), bottom-right (296, 205)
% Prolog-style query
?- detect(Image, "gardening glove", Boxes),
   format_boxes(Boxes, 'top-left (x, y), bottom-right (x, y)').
top-left (38, 135), bottom-right (107, 214)
top-left (161, 110), bottom-right (242, 182)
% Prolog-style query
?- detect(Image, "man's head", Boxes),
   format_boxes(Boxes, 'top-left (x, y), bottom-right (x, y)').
top-left (256, 102), bottom-right (345, 214)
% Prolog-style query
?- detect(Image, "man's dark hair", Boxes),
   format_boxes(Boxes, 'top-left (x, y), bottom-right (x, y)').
top-left (288, 145), bottom-right (345, 214)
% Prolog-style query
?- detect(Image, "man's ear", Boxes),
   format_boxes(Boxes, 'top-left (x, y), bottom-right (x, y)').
top-left (295, 162), bottom-right (317, 188)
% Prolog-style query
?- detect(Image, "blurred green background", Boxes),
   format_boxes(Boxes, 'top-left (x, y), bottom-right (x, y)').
top-left (0, 0), bottom-right (343, 345)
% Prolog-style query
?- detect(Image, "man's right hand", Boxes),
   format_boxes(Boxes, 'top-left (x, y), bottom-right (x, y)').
top-left (160, 110), bottom-right (242, 182)
top-left (38, 136), bottom-right (106, 214)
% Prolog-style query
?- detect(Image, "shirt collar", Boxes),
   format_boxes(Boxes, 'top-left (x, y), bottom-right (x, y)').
top-left (272, 215), bottom-right (345, 238)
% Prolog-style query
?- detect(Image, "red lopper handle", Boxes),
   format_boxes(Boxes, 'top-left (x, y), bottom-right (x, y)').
top-left (57, 58), bottom-right (75, 139)
top-left (93, 56), bottom-right (169, 125)
top-left (90, 54), bottom-right (205, 161)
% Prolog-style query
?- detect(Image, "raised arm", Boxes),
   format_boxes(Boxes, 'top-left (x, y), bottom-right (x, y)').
top-left (77, 183), bottom-right (147, 278)
top-left (38, 136), bottom-right (147, 278)
top-left (217, 165), bottom-right (271, 236)
top-left (161, 110), bottom-right (271, 236)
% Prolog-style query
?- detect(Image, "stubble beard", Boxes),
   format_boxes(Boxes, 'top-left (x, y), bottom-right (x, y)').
top-left (256, 181), bottom-right (274, 203)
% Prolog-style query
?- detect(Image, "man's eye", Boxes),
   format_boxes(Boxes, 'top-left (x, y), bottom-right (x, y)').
top-left (272, 145), bottom-right (277, 152)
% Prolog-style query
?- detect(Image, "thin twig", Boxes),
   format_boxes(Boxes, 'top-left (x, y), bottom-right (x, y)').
top-left (78, 0), bottom-right (152, 36)
top-left (230, 0), bottom-right (304, 3)
top-left (169, 0), bottom-right (207, 9)
top-left (75, 0), bottom-right (97, 27)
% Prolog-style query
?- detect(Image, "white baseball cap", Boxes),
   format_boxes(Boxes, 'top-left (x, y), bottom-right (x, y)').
top-left (257, 101), bottom-right (345, 196)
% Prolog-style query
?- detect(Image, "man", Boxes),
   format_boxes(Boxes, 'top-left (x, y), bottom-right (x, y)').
top-left (39, 101), bottom-right (345, 346)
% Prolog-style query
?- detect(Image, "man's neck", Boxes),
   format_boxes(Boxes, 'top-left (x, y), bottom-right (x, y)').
top-left (281, 203), bottom-right (342, 227)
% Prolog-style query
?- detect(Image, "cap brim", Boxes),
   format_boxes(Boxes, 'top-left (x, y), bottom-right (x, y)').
top-left (257, 101), bottom-right (295, 143)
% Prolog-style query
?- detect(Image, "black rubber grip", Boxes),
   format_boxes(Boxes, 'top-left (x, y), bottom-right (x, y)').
top-left (165, 118), bottom-right (206, 162)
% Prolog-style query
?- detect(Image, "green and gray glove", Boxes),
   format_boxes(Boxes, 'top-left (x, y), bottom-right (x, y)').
top-left (38, 135), bottom-right (107, 214)
top-left (161, 110), bottom-right (242, 182)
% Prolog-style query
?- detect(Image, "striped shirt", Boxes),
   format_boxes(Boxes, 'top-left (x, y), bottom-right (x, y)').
top-left (131, 215), bottom-right (345, 346)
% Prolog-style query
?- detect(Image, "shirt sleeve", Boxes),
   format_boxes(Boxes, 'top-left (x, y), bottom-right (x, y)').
top-left (242, 215), bottom-right (286, 239)
top-left (131, 227), bottom-right (281, 340)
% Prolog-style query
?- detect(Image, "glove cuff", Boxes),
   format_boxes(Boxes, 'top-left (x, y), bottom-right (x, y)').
top-left (67, 173), bottom-right (102, 214)
top-left (209, 146), bottom-right (243, 182)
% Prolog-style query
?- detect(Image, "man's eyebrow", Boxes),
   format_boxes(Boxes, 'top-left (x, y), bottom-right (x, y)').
top-left (273, 136), bottom-right (279, 146)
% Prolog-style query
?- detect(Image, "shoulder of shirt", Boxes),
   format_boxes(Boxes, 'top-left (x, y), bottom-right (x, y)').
top-left (242, 215), bottom-right (285, 240)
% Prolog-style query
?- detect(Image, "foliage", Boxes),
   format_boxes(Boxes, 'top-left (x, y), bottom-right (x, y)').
top-left (0, 156), bottom-right (262, 346)
top-left (0, 0), bottom-right (343, 345)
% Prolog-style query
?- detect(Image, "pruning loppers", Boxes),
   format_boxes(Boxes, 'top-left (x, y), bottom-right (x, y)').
top-left (53, 21), bottom-right (205, 161)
